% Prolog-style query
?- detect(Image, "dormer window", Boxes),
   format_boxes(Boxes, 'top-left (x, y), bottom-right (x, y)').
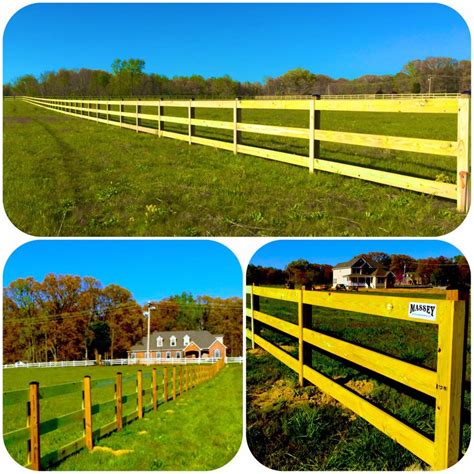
top-left (170, 335), bottom-right (177, 347)
top-left (156, 336), bottom-right (163, 347)
top-left (183, 335), bottom-right (190, 346)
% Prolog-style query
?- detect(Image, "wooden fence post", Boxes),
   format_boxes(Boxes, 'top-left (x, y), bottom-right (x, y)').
top-left (137, 370), bottom-right (143, 419)
top-left (185, 366), bottom-right (189, 391)
top-left (159, 98), bottom-right (164, 136)
top-left (298, 286), bottom-right (313, 386)
top-left (83, 376), bottom-right (93, 451)
top-left (309, 95), bottom-right (321, 174)
top-left (172, 367), bottom-right (177, 400)
top-left (136, 99), bottom-right (141, 132)
top-left (433, 291), bottom-right (467, 469)
top-left (119, 100), bottom-right (124, 127)
top-left (179, 367), bottom-right (183, 396)
top-left (233, 97), bottom-right (242, 154)
top-left (106, 99), bottom-right (110, 124)
top-left (116, 372), bottom-right (123, 431)
top-left (152, 368), bottom-right (157, 412)
top-left (163, 367), bottom-right (169, 402)
top-left (28, 382), bottom-right (41, 470)
top-left (188, 98), bottom-right (195, 144)
top-left (250, 284), bottom-right (260, 349)
top-left (456, 95), bottom-right (470, 213)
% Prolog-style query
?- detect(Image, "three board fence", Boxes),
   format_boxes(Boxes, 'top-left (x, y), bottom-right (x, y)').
top-left (3, 359), bottom-right (224, 470)
top-left (245, 285), bottom-right (467, 470)
top-left (20, 95), bottom-right (470, 212)
top-left (3, 356), bottom-right (243, 369)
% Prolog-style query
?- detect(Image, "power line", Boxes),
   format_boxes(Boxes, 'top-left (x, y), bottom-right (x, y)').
top-left (3, 300), bottom-right (243, 327)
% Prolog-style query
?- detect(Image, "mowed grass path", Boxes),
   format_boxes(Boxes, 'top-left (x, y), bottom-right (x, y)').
top-left (3, 100), bottom-right (464, 236)
top-left (245, 294), bottom-right (471, 470)
top-left (3, 364), bottom-right (242, 470)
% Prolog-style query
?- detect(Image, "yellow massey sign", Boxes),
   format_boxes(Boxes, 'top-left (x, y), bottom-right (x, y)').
top-left (246, 285), bottom-right (467, 470)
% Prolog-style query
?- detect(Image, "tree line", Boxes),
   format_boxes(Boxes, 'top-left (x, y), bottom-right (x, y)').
top-left (247, 252), bottom-right (470, 288)
top-left (4, 56), bottom-right (470, 98)
top-left (3, 274), bottom-right (242, 364)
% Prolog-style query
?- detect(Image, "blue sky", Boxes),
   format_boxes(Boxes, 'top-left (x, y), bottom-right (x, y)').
top-left (3, 3), bottom-right (470, 84)
top-left (250, 240), bottom-right (465, 269)
top-left (3, 240), bottom-right (242, 304)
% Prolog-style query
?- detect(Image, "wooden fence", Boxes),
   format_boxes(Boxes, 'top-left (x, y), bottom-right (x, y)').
top-left (245, 285), bottom-right (467, 470)
top-left (3, 359), bottom-right (224, 470)
top-left (20, 95), bottom-right (470, 212)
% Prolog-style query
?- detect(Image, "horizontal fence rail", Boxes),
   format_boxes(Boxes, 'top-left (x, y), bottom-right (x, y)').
top-left (3, 359), bottom-right (225, 470)
top-left (245, 285), bottom-right (467, 470)
top-left (3, 356), bottom-right (241, 369)
top-left (19, 95), bottom-right (470, 212)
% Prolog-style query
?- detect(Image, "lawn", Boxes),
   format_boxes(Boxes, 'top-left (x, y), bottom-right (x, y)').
top-left (245, 292), bottom-right (471, 470)
top-left (3, 99), bottom-right (465, 236)
top-left (3, 363), bottom-right (242, 470)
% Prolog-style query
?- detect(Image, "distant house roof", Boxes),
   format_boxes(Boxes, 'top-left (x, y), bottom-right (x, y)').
top-left (130, 330), bottom-right (225, 352)
top-left (334, 257), bottom-right (375, 269)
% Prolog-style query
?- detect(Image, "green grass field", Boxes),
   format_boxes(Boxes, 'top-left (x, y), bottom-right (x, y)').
top-left (3, 99), bottom-right (465, 236)
top-left (246, 294), bottom-right (471, 470)
top-left (3, 364), bottom-right (242, 470)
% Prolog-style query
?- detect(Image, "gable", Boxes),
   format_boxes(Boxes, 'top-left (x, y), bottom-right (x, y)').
top-left (184, 342), bottom-right (201, 352)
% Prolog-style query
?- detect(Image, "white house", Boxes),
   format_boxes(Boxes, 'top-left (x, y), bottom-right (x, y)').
top-left (333, 257), bottom-right (395, 289)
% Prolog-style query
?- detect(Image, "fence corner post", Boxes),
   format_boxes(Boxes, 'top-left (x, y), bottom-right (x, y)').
top-left (83, 375), bottom-right (93, 451)
top-left (28, 381), bottom-right (41, 470)
top-left (433, 290), bottom-right (467, 469)
top-left (456, 94), bottom-right (470, 213)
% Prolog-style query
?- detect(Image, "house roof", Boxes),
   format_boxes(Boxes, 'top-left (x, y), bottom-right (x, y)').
top-left (130, 330), bottom-right (223, 352)
top-left (333, 256), bottom-right (375, 269)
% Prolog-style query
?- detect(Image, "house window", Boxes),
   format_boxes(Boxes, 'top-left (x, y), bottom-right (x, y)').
top-left (215, 349), bottom-right (221, 359)
top-left (377, 277), bottom-right (385, 284)
top-left (176, 352), bottom-right (181, 358)
top-left (165, 351), bottom-right (171, 359)
top-left (130, 353), bottom-right (136, 359)
top-left (156, 336), bottom-right (163, 347)
top-left (170, 336), bottom-right (177, 347)
top-left (183, 335), bottom-right (190, 346)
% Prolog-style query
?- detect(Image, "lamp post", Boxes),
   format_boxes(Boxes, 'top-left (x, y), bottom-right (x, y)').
top-left (143, 303), bottom-right (156, 363)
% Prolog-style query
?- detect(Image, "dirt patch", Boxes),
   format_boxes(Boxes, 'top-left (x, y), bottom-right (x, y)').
top-left (4, 115), bottom-right (70, 124)
top-left (92, 446), bottom-right (133, 456)
top-left (252, 379), bottom-right (297, 409)
top-left (252, 378), bottom-right (375, 412)
top-left (346, 379), bottom-right (375, 397)
top-left (247, 348), bottom-right (266, 357)
top-left (3, 116), bottom-right (33, 123)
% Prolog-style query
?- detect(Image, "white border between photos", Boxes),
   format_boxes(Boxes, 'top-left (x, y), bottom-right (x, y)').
top-left (0, 1), bottom-right (473, 474)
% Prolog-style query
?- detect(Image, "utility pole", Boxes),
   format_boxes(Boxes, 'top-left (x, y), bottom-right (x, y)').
top-left (143, 302), bottom-right (156, 362)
